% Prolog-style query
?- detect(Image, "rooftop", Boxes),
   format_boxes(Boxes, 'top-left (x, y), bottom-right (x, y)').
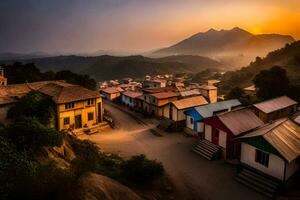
top-left (101, 87), bottom-right (123, 94)
top-left (240, 118), bottom-right (300, 162)
top-left (254, 96), bottom-right (298, 114)
top-left (122, 90), bottom-right (143, 98)
top-left (39, 83), bottom-right (101, 104)
top-left (199, 84), bottom-right (217, 90)
top-left (172, 96), bottom-right (208, 110)
top-left (218, 108), bottom-right (264, 136)
top-left (194, 99), bottom-right (242, 118)
top-left (179, 89), bottom-right (201, 97)
top-left (150, 91), bottom-right (179, 99)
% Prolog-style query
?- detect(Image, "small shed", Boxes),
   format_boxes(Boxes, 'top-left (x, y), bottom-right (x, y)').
top-left (239, 118), bottom-right (300, 182)
top-left (252, 96), bottom-right (298, 123)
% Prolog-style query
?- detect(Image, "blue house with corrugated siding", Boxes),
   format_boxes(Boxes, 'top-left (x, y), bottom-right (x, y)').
top-left (184, 99), bottom-right (241, 136)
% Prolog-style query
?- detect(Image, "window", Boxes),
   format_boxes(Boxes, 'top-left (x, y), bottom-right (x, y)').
top-left (88, 112), bottom-right (94, 121)
top-left (255, 149), bottom-right (269, 167)
top-left (87, 99), bottom-right (95, 106)
top-left (190, 117), bottom-right (194, 124)
top-left (64, 117), bottom-right (70, 125)
top-left (65, 103), bottom-right (75, 109)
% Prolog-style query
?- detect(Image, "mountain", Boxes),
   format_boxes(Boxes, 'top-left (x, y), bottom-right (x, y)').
top-left (154, 27), bottom-right (295, 67)
top-left (219, 40), bottom-right (300, 93)
top-left (0, 52), bottom-right (54, 60)
top-left (1, 54), bottom-right (226, 81)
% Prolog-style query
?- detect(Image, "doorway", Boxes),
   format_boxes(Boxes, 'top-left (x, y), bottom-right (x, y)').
top-left (75, 115), bottom-right (82, 129)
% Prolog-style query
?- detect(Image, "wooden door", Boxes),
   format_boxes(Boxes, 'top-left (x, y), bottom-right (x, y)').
top-left (75, 115), bottom-right (82, 129)
top-left (212, 128), bottom-right (219, 145)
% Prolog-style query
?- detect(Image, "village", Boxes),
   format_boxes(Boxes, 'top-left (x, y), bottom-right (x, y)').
top-left (0, 66), bottom-right (299, 200)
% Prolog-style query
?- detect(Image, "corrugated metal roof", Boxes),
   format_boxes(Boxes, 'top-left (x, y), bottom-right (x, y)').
top-left (122, 90), bottom-right (143, 98)
top-left (240, 118), bottom-right (300, 162)
top-left (218, 108), bottom-right (264, 136)
top-left (172, 96), bottom-right (208, 110)
top-left (243, 85), bottom-right (256, 91)
top-left (195, 99), bottom-right (242, 118)
top-left (101, 87), bottom-right (121, 94)
top-left (254, 96), bottom-right (298, 114)
top-left (179, 89), bottom-right (201, 97)
top-left (150, 91), bottom-right (179, 99)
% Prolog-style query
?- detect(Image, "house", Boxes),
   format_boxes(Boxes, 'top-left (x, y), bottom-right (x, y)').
top-left (202, 108), bottom-right (264, 159)
top-left (0, 67), bottom-right (7, 86)
top-left (184, 99), bottom-right (242, 136)
top-left (142, 91), bottom-right (179, 118)
top-left (100, 87), bottom-right (124, 101)
top-left (198, 84), bottom-right (217, 103)
top-left (39, 83), bottom-right (103, 131)
top-left (121, 90), bottom-right (143, 109)
top-left (143, 79), bottom-right (167, 88)
top-left (0, 81), bottom-right (104, 131)
top-left (163, 96), bottom-right (208, 130)
top-left (237, 118), bottom-right (300, 197)
top-left (252, 96), bottom-right (298, 123)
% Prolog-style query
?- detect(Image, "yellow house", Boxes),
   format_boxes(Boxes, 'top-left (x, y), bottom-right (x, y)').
top-left (38, 82), bottom-right (103, 131)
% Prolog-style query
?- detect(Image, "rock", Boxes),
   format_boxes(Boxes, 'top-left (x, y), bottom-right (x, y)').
top-left (79, 173), bottom-right (144, 200)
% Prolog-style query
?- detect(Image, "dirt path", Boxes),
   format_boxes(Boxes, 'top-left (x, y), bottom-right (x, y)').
top-left (80, 102), bottom-right (267, 200)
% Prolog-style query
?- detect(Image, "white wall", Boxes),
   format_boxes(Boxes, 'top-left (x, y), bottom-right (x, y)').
top-left (241, 143), bottom-right (285, 180)
top-left (121, 95), bottom-right (134, 107)
top-left (172, 107), bottom-right (178, 121)
top-left (186, 116), bottom-right (193, 129)
top-left (219, 130), bottom-right (227, 148)
top-left (197, 122), bottom-right (204, 132)
top-left (285, 159), bottom-right (300, 180)
top-left (177, 109), bottom-right (186, 121)
top-left (163, 104), bottom-right (170, 118)
top-left (205, 125), bottom-right (212, 141)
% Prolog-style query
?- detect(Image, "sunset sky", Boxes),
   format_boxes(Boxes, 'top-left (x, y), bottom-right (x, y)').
top-left (0, 0), bottom-right (299, 54)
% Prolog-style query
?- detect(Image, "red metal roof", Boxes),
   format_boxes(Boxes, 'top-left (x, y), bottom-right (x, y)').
top-left (122, 90), bottom-right (143, 98)
top-left (254, 96), bottom-right (298, 114)
top-left (150, 91), bottom-right (179, 99)
top-left (218, 108), bottom-right (264, 136)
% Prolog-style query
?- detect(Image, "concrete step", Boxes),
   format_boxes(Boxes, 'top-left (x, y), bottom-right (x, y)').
top-left (200, 140), bottom-right (220, 151)
top-left (235, 176), bottom-right (274, 198)
top-left (243, 169), bottom-right (280, 187)
top-left (194, 144), bottom-right (216, 155)
top-left (237, 173), bottom-right (276, 194)
top-left (193, 145), bottom-right (215, 157)
top-left (192, 148), bottom-right (212, 160)
top-left (198, 140), bottom-right (219, 152)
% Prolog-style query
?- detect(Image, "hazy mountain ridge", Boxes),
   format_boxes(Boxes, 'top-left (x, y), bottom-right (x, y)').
top-left (219, 40), bottom-right (300, 92)
top-left (154, 27), bottom-right (295, 66)
top-left (1, 54), bottom-right (226, 81)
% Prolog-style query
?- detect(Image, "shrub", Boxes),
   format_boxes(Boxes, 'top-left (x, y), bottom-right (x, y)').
top-left (6, 117), bottom-right (63, 151)
top-left (7, 91), bottom-right (55, 125)
top-left (120, 154), bottom-right (164, 185)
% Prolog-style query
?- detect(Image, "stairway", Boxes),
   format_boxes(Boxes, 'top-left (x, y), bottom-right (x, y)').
top-left (235, 168), bottom-right (280, 198)
top-left (192, 139), bottom-right (220, 160)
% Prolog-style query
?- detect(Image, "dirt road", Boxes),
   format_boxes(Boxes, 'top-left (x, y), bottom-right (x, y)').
top-left (80, 102), bottom-right (267, 200)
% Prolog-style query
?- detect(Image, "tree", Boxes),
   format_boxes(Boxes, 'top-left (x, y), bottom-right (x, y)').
top-left (226, 87), bottom-right (245, 100)
top-left (253, 66), bottom-right (290, 100)
top-left (7, 91), bottom-right (55, 125)
top-left (6, 117), bottom-right (63, 151)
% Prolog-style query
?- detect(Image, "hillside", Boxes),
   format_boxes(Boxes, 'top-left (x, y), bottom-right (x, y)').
top-left (1, 55), bottom-right (226, 81)
top-left (219, 41), bottom-right (300, 93)
top-left (154, 27), bottom-right (294, 67)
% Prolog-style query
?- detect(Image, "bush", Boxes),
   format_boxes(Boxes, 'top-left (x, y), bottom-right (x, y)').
top-left (0, 136), bottom-right (38, 200)
top-left (120, 154), bottom-right (164, 185)
top-left (7, 91), bottom-right (55, 125)
top-left (6, 117), bottom-right (63, 151)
